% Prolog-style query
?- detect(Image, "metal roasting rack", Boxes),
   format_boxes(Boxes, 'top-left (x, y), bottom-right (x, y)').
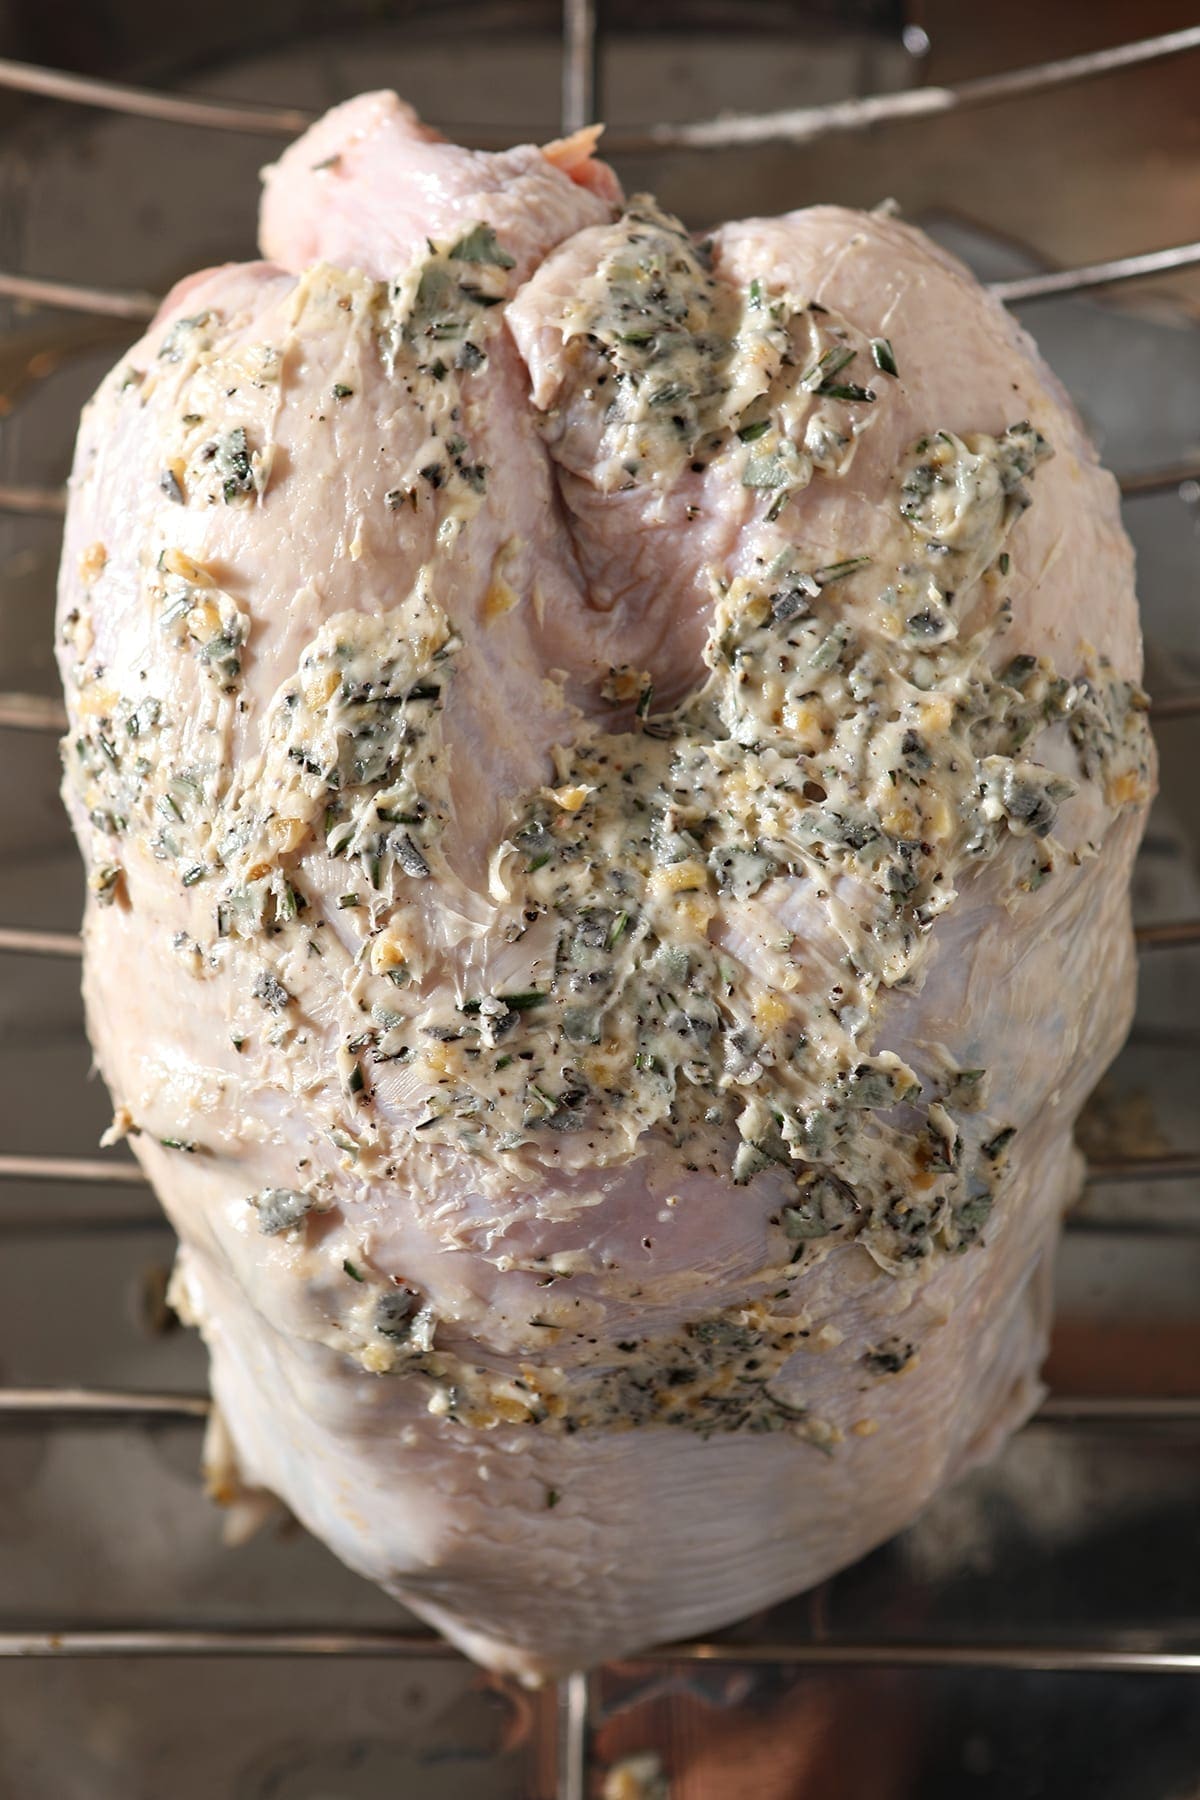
top-left (1, 7), bottom-right (1199, 1796)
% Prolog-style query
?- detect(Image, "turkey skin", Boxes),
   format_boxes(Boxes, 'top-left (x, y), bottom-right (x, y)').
top-left (57, 93), bottom-right (1152, 1676)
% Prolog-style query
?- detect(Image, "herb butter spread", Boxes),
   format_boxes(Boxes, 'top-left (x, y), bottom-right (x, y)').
top-left (533, 197), bottom-right (881, 509)
top-left (58, 94), bottom-right (1159, 1675)
top-left (62, 195), bottom-right (1151, 1440)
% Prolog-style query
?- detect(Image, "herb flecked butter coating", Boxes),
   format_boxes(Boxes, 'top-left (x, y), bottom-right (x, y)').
top-left (57, 90), bottom-right (1153, 1678)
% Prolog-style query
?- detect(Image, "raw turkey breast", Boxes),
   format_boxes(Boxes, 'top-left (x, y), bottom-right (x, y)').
top-left (56, 91), bottom-right (1153, 1676)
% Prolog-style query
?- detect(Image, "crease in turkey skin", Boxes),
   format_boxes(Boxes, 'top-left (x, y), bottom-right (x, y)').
top-left (56, 91), bottom-right (1153, 1678)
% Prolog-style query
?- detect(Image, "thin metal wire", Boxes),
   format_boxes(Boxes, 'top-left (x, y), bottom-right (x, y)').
top-left (1118, 462), bottom-right (1200, 500)
top-left (3, 689), bottom-right (1197, 733)
top-left (0, 692), bottom-right (66, 731)
top-left (1064, 1211), bottom-right (1200, 1238)
top-left (601, 24), bottom-right (1200, 152)
top-left (557, 1669), bottom-right (590, 1800)
top-left (1035, 1396), bottom-right (1200, 1425)
top-left (1149, 692), bottom-right (1200, 723)
top-left (0, 462), bottom-right (1191, 527)
top-left (0, 482), bottom-right (65, 515)
top-left (0, 1154), bottom-right (148, 1187)
top-left (3, 237), bottom-right (1198, 334)
top-left (0, 1152), bottom-right (1194, 1195)
top-left (5, 916), bottom-right (1195, 963)
top-left (1134, 919), bottom-right (1200, 951)
top-left (0, 1208), bottom-right (168, 1236)
top-left (992, 242), bottom-right (1200, 305)
top-left (0, 1626), bottom-right (1195, 1673)
top-left (644, 1641), bottom-right (1200, 1674)
top-left (0, 27), bottom-right (1197, 163)
top-left (5, 1387), bottom-right (1196, 1428)
top-left (1084, 1152), bottom-right (1200, 1185)
top-left (561, 0), bottom-right (598, 137)
top-left (1151, 691), bottom-right (1200, 720)
top-left (0, 269), bottom-right (158, 320)
top-left (0, 926), bottom-right (82, 958)
top-left (0, 1105), bottom-right (1195, 1201)
top-left (0, 1387), bottom-right (209, 1419)
top-left (0, 1628), bottom-right (450, 1660)
top-left (0, 56), bottom-right (313, 137)
top-left (0, 1202), bottom-right (1194, 1238)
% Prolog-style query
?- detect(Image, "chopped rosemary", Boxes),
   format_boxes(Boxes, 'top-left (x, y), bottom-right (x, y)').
top-left (870, 337), bottom-right (898, 377)
top-left (818, 381), bottom-right (876, 403)
top-left (462, 990), bottom-right (547, 1014)
top-left (814, 556), bottom-right (871, 585)
top-left (800, 345), bottom-right (853, 390)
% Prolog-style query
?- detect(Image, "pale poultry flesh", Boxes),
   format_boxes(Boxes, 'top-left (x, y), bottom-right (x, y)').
top-left (56, 92), bottom-right (1153, 1677)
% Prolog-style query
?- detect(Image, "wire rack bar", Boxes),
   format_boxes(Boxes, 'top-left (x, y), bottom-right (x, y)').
top-left (1085, 1152), bottom-right (1200, 1185)
top-left (0, 1628), bottom-right (450, 1660)
top-left (1064, 1211), bottom-right (1200, 1238)
top-left (561, 0), bottom-right (598, 138)
top-left (0, 925), bottom-right (82, 958)
top-left (2, 460), bottom-right (1194, 529)
top-left (1134, 919), bottom-right (1200, 951)
top-left (0, 56), bottom-right (313, 137)
top-left (1035, 1396), bottom-right (1200, 1425)
top-left (603, 25), bottom-right (1200, 152)
top-left (1118, 462), bottom-right (1200, 500)
top-left (5, 917), bottom-right (1194, 963)
top-left (0, 1208), bottom-right (168, 1236)
top-left (0, 29), bottom-right (1194, 161)
top-left (6, 1387), bottom-right (1196, 1427)
top-left (1149, 692), bottom-right (1200, 723)
top-left (0, 1145), bottom-right (1196, 1191)
top-left (0, 481), bottom-right (65, 515)
top-left (0, 1387), bottom-right (208, 1419)
top-left (991, 242), bottom-right (1200, 305)
top-left (0, 466), bottom-right (1191, 535)
top-left (0, 269), bottom-right (158, 320)
top-left (557, 1668), bottom-right (589, 1800)
top-left (0, 1154), bottom-right (148, 1187)
top-left (0, 692), bottom-right (67, 731)
top-left (0, 1203), bottom-right (1195, 1238)
top-left (4, 241), bottom-right (1200, 330)
top-left (5, 689), bottom-right (1199, 733)
top-left (0, 1626), bottom-right (1195, 1673)
top-left (645, 1641), bottom-right (1200, 1674)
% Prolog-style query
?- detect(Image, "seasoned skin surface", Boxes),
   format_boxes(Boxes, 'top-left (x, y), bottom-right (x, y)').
top-left (57, 92), bottom-right (1151, 1676)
